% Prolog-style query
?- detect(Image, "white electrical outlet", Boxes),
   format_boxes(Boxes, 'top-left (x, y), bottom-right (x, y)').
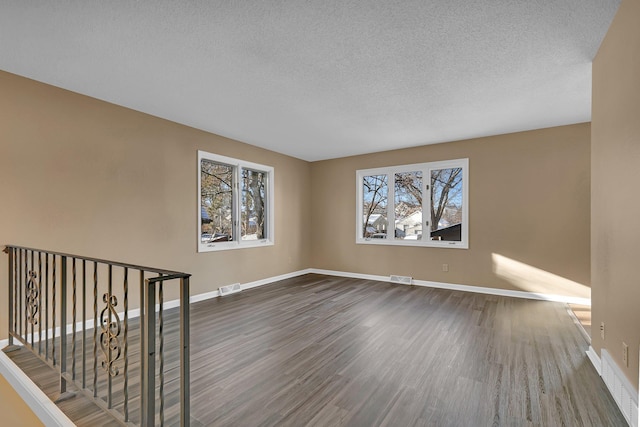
top-left (442, 263), bottom-right (449, 272)
top-left (600, 322), bottom-right (605, 340)
top-left (623, 342), bottom-right (629, 367)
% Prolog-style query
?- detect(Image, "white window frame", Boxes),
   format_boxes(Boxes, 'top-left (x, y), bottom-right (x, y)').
top-left (198, 150), bottom-right (275, 252)
top-left (356, 158), bottom-right (469, 249)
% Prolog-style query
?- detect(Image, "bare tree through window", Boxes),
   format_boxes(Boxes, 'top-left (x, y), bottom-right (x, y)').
top-left (241, 169), bottom-right (266, 240)
top-left (362, 175), bottom-right (388, 238)
top-left (201, 159), bottom-right (234, 241)
top-left (430, 168), bottom-right (463, 234)
top-left (394, 171), bottom-right (422, 239)
top-left (198, 150), bottom-right (274, 251)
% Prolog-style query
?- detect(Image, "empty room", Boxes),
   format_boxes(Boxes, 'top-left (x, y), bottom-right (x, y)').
top-left (1, 0), bottom-right (639, 426)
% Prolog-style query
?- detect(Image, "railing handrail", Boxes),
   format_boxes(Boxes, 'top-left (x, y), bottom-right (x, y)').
top-left (4, 245), bottom-right (190, 278)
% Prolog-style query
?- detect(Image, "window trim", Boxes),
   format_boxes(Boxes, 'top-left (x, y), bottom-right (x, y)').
top-left (356, 158), bottom-right (469, 249)
top-left (198, 150), bottom-right (275, 252)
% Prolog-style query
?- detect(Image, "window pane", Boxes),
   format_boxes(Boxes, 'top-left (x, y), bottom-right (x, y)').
top-left (241, 168), bottom-right (267, 240)
top-left (430, 167), bottom-right (463, 241)
top-left (362, 175), bottom-right (388, 238)
top-left (200, 159), bottom-right (234, 242)
top-left (394, 171), bottom-right (422, 240)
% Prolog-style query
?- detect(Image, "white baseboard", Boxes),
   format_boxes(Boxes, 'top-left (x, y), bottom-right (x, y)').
top-left (186, 269), bottom-right (313, 301)
top-left (597, 348), bottom-right (639, 427)
top-left (587, 347), bottom-right (639, 427)
top-left (587, 346), bottom-right (602, 376)
top-left (242, 268), bottom-right (313, 291)
top-left (310, 269), bottom-right (388, 282)
top-left (188, 288), bottom-right (220, 303)
top-left (0, 342), bottom-right (75, 427)
top-left (309, 268), bottom-right (591, 305)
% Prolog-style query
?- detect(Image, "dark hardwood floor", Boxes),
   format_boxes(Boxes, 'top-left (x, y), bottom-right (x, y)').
top-left (5, 274), bottom-right (627, 426)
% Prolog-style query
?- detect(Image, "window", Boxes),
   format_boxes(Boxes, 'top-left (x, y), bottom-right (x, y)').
top-left (356, 158), bottom-right (468, 248)
top-left (198, 151), bottom-right (274, 252)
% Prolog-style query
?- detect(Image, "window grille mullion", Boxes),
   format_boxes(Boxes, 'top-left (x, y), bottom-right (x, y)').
top-left (234, 166), bottom-right (240, 242)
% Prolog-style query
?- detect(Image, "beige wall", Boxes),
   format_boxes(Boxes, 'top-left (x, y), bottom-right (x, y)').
top-left (310, 124), bottom-right (591, 298)
top-left (592, 0), bottom-right (640, 390)
top-left (0, 71), bottom-right (311, 340)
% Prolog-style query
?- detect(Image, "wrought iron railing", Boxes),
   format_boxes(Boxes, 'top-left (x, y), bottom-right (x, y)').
top-left (3, 245), bottom-right (191, 426)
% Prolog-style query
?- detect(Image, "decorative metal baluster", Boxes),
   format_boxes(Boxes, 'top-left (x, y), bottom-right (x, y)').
top-left (24, 250), bottom-right (28, 345)
top-left (93, 261), bottom-right (98, 398)
top-left (29, 250), bottom-right (35, 348)
top-left (23, 249), bottom-right (27, 342)
top-left (7, 247), bottom-right (15, 346)
top-left (13, 248), bottom-right (16, 339)
top-left (72, 258), bottom-right (77, 381)
top-left (45, 253), bottom-right (49, 360)
top-left (123, 267), bottom-right (129, 422)
top-left (159, 277), bottom-right (164, 427)
top-left (53, 255), bottom-right (75, 403)
top-left (38, 252), bottom-right (42, 355)
top-left (180, 275), bottom-right (191, 427)
top-left (13, 248), bottom-right (18, 344)
top-left (99, 264), bottom-right (123, 408)
top-left (82, 259), bottom-right (87, 389)
top-left (59, 256), bottom-right (68, 396)
top-left (19, 249), bottom-right (23, 342)
top-left (140, 270), bottom-right (146, 425)
top-left (52, 254), bottom-right (56, 366)
top-left (107, 265), bottom-right (113, 408)
top-left (142, 276), bottom-right (156, 427)
top-left (16, 249), bottom-right (20, 341)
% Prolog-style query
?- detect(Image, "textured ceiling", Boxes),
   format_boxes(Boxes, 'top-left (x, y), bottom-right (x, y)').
top-left (0, 1), bottom-right (620, 161)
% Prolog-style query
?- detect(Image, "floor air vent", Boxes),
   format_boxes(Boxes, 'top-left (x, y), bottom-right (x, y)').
top-left (219, 283), bottom-right (242, 296)
top-left (389, 275), bottom-right (413, 285)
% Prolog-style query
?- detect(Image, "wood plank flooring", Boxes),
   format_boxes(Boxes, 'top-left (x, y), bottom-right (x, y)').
top-left (5, 274), bottom-right (627, 426)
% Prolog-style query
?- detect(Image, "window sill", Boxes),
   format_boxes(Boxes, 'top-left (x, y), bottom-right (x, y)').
top-left (198, 239), bottom-right (274, 253)
top-left (355, 239), bottom-right (468, 249)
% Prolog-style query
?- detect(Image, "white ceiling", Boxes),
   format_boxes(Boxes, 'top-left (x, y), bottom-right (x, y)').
top-left (0, 1), bottom-right (620, 161)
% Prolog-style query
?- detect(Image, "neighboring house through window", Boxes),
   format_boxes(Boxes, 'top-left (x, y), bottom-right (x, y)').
top-left (356, 158), bottom-right (468, 248)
